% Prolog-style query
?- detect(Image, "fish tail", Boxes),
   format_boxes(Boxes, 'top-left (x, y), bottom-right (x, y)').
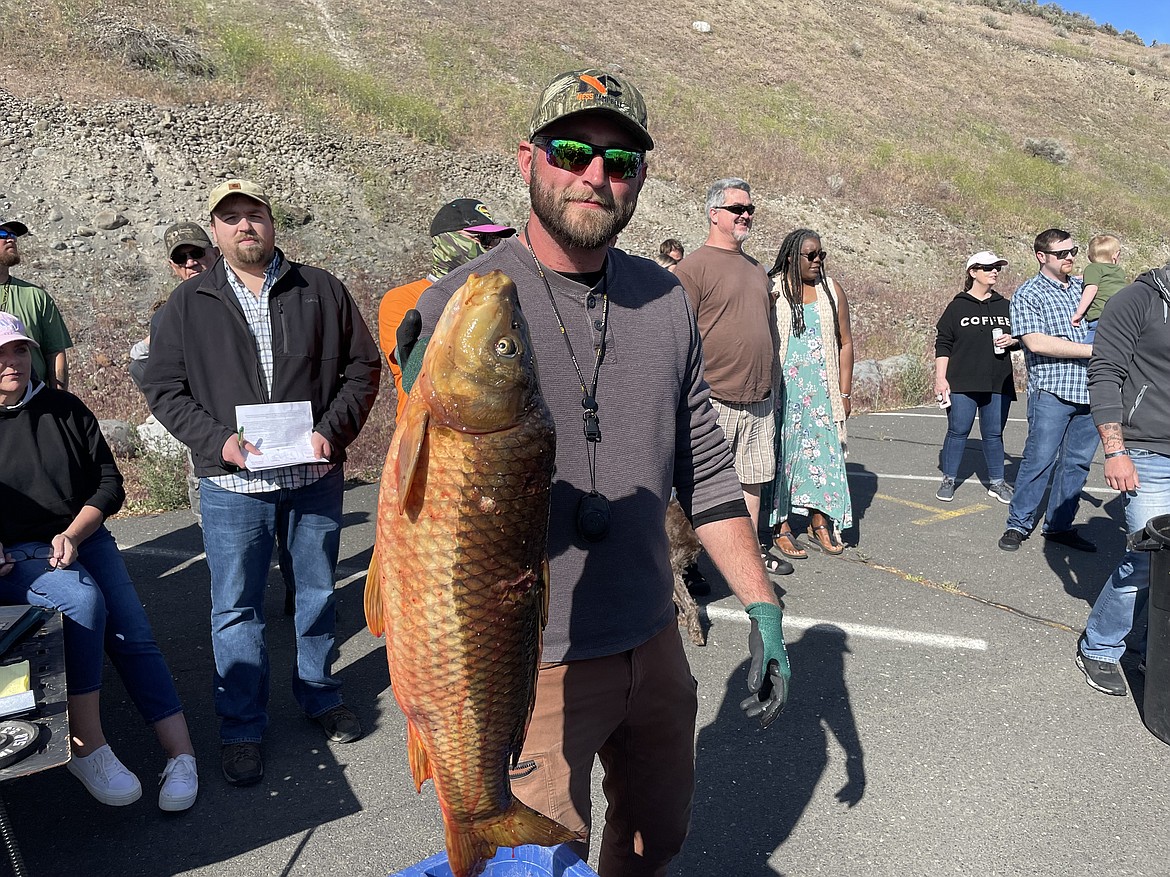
top-left (363, 543), bottom-right (385, 636)
top-left (445, 800), bottom-right (583, 877)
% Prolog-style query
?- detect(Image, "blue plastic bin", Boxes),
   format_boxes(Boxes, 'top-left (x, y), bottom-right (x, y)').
top-left (391, 843), bottom-right (597, 877)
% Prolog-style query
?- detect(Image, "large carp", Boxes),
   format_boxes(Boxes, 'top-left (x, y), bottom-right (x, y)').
top-left (364, 270), bottom-right (576, 877)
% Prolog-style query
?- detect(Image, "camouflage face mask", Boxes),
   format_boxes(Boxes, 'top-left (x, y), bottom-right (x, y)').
top-left (431, 232), bottom-right (485, 279)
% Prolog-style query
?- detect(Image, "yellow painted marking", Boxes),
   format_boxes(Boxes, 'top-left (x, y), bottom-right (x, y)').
top-left (873, 493), bottom-right (992, 525)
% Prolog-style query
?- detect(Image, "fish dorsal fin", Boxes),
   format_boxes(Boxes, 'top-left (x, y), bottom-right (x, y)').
top-left (394, 400), bottom-right (430, 514)
top-left (363, 543), bottom-right (384, 637)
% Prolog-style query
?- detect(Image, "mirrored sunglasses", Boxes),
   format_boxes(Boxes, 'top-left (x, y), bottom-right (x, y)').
top-left (535, 137), bottom-right (645, 180)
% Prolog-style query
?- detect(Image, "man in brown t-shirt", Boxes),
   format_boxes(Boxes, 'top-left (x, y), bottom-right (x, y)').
top-left (674, 178), bottom-right (781, 570)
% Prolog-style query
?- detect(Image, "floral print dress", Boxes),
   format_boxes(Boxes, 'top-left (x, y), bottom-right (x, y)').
top-left (773, 302), bottom-right (853, 531)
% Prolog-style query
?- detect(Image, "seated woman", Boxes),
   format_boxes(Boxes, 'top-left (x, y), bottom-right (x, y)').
top-left (0, 312), bottom-right (198, 811)
top-left (766, 229), bottom-right (854, 558)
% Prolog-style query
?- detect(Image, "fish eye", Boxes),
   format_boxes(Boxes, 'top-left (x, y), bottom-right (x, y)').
top-left (495, 337), bottom-right (518, 357)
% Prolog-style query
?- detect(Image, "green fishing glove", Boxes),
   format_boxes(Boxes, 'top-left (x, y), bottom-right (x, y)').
top-left (740, 601), bottom-right (791, 729)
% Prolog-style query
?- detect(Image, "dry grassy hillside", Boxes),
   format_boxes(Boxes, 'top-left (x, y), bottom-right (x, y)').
top-left (1, 0), bottom-right (1168, 501)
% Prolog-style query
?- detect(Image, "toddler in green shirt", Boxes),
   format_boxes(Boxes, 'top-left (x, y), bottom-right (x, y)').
top-left (1071, 233), bottom-right (1127, 343)
top-left (1072, 234), bottom-right (1127, 344)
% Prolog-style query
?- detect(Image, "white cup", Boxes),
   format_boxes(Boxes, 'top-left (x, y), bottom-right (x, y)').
top-left (992, 327), bottom-right (1005, 356)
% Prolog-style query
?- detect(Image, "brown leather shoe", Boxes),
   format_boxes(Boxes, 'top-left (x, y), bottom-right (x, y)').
top-left (221, 742), bottom-right (263, 786)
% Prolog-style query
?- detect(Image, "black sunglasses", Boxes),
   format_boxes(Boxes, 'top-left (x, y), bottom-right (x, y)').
top-left (1041, 246), bottom-right (1079, 260)
top-left (534, 137), bottom-right (645, 180)
top-left (171, 247), bottom-right (207, 265)
top-left (714, 204), bottom-right (756, 217)
top-left (802, 250), bottom-right (827, 262)
top-left (972, 264), bottom-right (1002, 273)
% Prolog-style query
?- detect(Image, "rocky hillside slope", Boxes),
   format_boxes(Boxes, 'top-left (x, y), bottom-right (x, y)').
top-left (1, 0), bottom-right (1168, 445)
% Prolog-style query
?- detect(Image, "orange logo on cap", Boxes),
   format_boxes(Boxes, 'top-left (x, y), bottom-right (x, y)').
top-left (579, 74), bottom-right (608, 95)
top-left (228, 183), bottom-right (241, 190)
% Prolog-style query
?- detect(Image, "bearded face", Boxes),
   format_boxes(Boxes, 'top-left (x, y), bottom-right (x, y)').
top-left (529, 169), bottom-right (637, 251)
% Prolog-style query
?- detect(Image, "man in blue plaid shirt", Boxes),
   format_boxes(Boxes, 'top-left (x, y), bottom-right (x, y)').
top-left (998, 228), bottom-right (1098, 552)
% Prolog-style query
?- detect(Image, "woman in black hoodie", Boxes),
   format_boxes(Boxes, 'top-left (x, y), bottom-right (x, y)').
top-left (933, 252), bottom-right (1019, 503)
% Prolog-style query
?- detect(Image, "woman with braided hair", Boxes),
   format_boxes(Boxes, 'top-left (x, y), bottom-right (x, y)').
top-left (764, 229), bottom-right (854, 558)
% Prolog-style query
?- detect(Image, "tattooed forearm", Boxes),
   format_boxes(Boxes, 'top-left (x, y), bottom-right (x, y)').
top-left (1098, 422), bottom-right (1125, 454)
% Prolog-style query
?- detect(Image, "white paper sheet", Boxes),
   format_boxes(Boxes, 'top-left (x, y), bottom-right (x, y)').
top-left (235, 401), bottom-right (325, 471)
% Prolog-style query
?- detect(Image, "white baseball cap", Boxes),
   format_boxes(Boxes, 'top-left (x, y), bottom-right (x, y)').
top-left (0, 312), bottom-right (38, 348)
top-left (965, 251), bottom-right (1008, 270)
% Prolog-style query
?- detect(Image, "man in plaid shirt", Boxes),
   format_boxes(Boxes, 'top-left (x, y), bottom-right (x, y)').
top-left (145, 179), bottom-right (380, 787)
top-left (998, 228), bottom-right (1098, 552)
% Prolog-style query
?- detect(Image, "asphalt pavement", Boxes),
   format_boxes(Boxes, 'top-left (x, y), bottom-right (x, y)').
top-left (2, 400), bottom-right (1166, 876)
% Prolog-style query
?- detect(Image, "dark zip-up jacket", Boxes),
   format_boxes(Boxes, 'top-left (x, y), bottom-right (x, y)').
top-left (143, 251), bottom-right (380, 477)
top-left (1089, 267), bottom-right (1170, 455)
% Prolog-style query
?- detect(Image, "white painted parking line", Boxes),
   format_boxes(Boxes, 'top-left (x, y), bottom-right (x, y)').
top-left (705, 605), bottom-right (988, 651)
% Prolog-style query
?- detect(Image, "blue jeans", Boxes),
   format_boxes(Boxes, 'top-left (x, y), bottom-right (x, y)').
top-left (1080, 449), bottom-right (1168, 663)
top-left (1005, 389), bottom-right (1099, 534)
top-left (940, 392), bottom-right (1012, 482)
top-left (200, 467), bottom-right (344, 743)
top-left (0, 527), bottom-right (183, 724)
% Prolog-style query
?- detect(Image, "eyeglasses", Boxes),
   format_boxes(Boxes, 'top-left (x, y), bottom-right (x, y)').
top-left (713, 204), bottom-right (756, 217)
top-left (4, 546), bottom-right (54, 563)
top-left (170, 247), bottom-right (207, 265)
top-left (972, 265), bottom-right (1002, 272)
top-left (534, 137), bottom-right (645, 180)
top-left (0, 229), bottom-right (18, 240)
top-left (1042, 246), bottom-right (1079, 260)
top-left (802, 250), bottom-right (827, 262)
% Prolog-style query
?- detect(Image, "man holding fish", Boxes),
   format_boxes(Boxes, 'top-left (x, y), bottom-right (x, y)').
top-left (391, 70), bottom-right (790, 876)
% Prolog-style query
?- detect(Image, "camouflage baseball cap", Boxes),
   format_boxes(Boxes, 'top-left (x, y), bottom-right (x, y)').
top-left (163, 221), bottom-right (213, 257)
top-left (529, 69), bottom-right (653, 150)
top-left (207, 178), bottom-right (271, 215)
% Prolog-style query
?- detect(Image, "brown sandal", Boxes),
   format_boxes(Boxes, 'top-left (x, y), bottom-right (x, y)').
top-left (773, 528), bottom-right (808, 560)
top-left (807, 523), bottom-right (844, 555)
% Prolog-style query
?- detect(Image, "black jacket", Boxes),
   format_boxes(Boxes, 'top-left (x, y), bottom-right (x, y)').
top-left (1089, 267), bottom-right (1170, 455)
top-left (143, 251), bottom-right (380, 477)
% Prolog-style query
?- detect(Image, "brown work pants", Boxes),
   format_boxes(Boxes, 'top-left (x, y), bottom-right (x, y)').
top-left (509, 623), bottom-right (698, 877)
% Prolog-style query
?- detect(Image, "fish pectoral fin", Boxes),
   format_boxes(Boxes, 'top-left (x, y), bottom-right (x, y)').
top-left (406, 721), bottom-right (433, 792)
top-left (363, 543), bottom-right (385, 637)
top-left (394, 401), bottom-right (430, 514)
top-left (446, 800), bottom-right (583, 876)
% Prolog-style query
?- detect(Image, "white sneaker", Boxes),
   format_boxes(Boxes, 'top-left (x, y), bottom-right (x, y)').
top-left (68, 744), bottom-right (142, 806)
top-left (158, 753), bottom-right (199, 812)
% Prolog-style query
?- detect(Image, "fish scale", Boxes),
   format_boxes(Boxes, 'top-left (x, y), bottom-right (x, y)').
top-left (365, 270), bottom-right (578, 877)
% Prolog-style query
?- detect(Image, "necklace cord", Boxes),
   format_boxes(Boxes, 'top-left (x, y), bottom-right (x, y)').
top-left (522, 227), bottom-right (608, 492)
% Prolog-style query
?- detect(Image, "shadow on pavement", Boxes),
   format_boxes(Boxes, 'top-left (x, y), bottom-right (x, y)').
top-left (675, 624), bottom-right (865, 876)
top-left (0, 520), bottom-right (374, 877)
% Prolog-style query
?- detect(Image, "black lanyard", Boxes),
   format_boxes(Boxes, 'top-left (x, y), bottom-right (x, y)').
top-left (523, 227), bottom-right (609, 491)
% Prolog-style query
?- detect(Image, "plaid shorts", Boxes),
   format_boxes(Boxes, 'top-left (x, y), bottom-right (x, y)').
top-left (710, 396), bottom-right (776, 485)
